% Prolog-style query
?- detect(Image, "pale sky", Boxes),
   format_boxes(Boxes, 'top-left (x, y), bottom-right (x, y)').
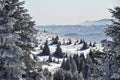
top-left (24, 0), bottom-right (116, 25)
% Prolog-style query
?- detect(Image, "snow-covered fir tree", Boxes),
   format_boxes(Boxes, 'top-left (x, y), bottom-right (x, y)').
top-left (92, 42), bottom-right (96, 47)
top-left (43, 68), bottom-right (52, 80)
top-left (89, 42), bottom-right (92, 46)
top-left (86, 50), bottom-right (107, 80)
top-left (52, 35), bottom-right (59, 44)
top-left (53, 42), bottom-right (64, 58)
top-left (106, 7), bottom-right (120, 42)
top-left (41, 40), bottom-right (50, 55)
top-left (53, 69), bottom-right (64, 80)
top-left (53, 69), bottom-right (84, 80)
top-left (69, 56), bottom-right (78, 73)
top-left (61, 57), bottom-right (71, 71)
top-left (104, 6), bottom-right (120, 80)
top-left (66, 39), bottom-right (72, 45)
top-left (0, 0), bottom-right (42, 79)
top-left (81, 41), bottom-right (88, 50)
top-left (60, 55), bottom-right (85, 80)
top-left (48, 55), bottom-right (52, 62)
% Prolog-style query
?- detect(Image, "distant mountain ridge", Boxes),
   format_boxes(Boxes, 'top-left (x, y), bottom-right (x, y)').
top-left (37, 19), bottom-right (113, 27)
top-left (35, 19), bottom-right (113, 42)
top-left (80, 19), bottom-right (112, 26)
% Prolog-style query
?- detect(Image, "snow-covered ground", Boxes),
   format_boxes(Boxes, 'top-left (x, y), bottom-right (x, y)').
top-left (32, 31), bottom-right (103, 73)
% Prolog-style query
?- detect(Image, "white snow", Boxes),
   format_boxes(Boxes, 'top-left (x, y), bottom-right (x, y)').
top-left (32, 31), bottom-right (103, 73)
top-left (42, 62), bottom-right (61, 74)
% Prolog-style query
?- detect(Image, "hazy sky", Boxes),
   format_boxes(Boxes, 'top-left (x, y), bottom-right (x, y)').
top-left (24, 0), bottom-right (116, 25)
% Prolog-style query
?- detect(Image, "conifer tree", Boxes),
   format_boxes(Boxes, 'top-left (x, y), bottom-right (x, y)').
top-left (81, 41), bottom-right (88, 50)
top-left (48, 55), bottom-right (52, 62)
top-left (73, 54), bottom-right (79, 71)
top-left (80, 39), bottom-right (83, 44)
top-left (42, 40), bottom-right (50, 55)
top-left (106, 7), bottom-right (120, 42)
top-left (0, 0), bottom-right (42, 79)
top-left (53, 69), bottom-right (64, 80)
top-left (40, 45), bottom-right (43, 50)
top-left (53, 42), bottom-right (64, 58)
top-left (43, 68), bottom-right (52, 80)
top-left (67, 39), bottom-right (72, 45)
top-left (86, 50), bottom-right (110, 80)
top-left (70, 57), bottom-right (78, 73)
top-left (72, 72), bottom-right (84, 80)
top-left (92, 42), bottom-right (96, 47)
top-left (61, 58), bottom-right (66, 68)
top-left (53, 58), bottom-right (56, 62)
top-left (62, 57), bottom-right (71, 71)
top-left (104, 6), bottom-right (120, 80)
top-left (74, 40), bottom-right (78, 45)
top-left (89, 42), bottom-right (92, 46)
top-left (64, 71), bottom-right (72, 80)
top-left (52, 35), bottom-right (59, 44)
top-left (78, 54), bottom-right (85, 73)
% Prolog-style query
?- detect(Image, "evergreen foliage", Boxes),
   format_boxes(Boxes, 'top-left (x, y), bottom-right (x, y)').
top-left (48, 55), bottom-right (52, 62)
top-left (104, 6), bottom-right (120, 80)
top-left (54, 6), bottom-right (120, 80)
top-left (80, 39), bottom-right (83, 44)
top-left (92, 42), bottom-right (96, 47)
top-left (0, 0), bottom-right (42, 79)
top-left (53, 69), bottom-right (64, 80)
top-left (43, 68), bottom-right (52, 80)
top-left (52, 35), bottom-right (59, 44)
top-left (41, 40), bottom-right (50, 55)
top-left (89, 42), bottom-right (92, 46)
top-left (106, 7), bottom-right (120, 42)
top-left (70, 57), bottom-right (78, 73)
top-left (53, 42), bottom-right (64, 58)
top-left (62, 57), bottom-right (71, 71)
top-left (61, 58), bottom-right (66, 69)
top-left (53, 69), bottom-right (84, 80)
top-left (60, 54), bottom-right (88, 80)
top-left (67, 39), bottom-right (72, 45)
top-left (81, 41), bottom-right (88, 50)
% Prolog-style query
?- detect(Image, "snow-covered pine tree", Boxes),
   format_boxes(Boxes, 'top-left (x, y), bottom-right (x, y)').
top-left (105, 6), bottom-right (120, 80)
top-left (53, 69), bottom-right (64, 80)
top-left (48, 55), bottom-right (52, 62)
top-left (63, 71), bottom-right (72, 80)
top-left (67, 39), bottom-right (72, 45)
top-left (81, 41), bottom-right (88, 50)
top-left (72, 72), bottom-right (84, 80)
top-left (42, 40), bottom-right (50, 55)
top-left (86, 50), bottom-right (109, 80)
top-left (61, 57), bottom-right (71, 71)
top-left (89, 42), bottom-right (92, 46)
top-left (73, 54), bottom-right (79, 70)
top-left (52, 35), bottom-right (59, 44)
top-left (0, 0), bottom-right (42, 79)
top-left (43, 68), bottom-right (52, 80)
top-left (69, 56), bottom-right (78, 73)
top-left (106, 7), bottom-right (120, 42)
top-left (92, 42), bottom-right (96, 47)
top-left (61, 58), bottom-right (66, 69)
top-left (53, 42), bottom-right (64, 58)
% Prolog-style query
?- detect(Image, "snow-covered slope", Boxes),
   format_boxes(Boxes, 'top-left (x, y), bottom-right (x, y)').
top-left (33, 31), bottom-right (102, 73)
top-left (33, 19), bottom-right (110, 73)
